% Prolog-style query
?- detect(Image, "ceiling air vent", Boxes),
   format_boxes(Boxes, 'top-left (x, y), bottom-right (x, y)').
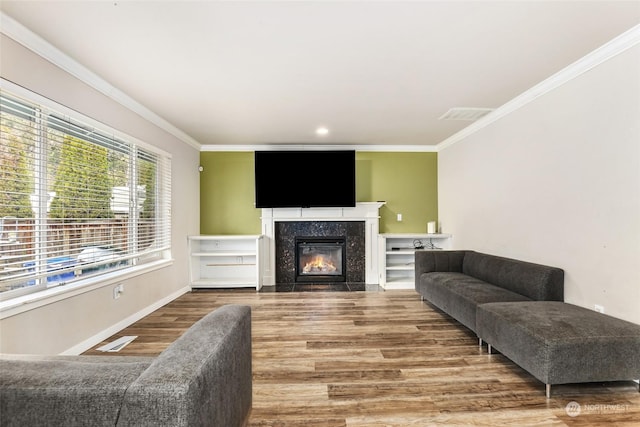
top-left (439, 107), bottom-right (494, 121)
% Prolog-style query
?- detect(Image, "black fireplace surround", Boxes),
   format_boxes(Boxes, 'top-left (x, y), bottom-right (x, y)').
top-left (275, 221), bottom-right (365, 286)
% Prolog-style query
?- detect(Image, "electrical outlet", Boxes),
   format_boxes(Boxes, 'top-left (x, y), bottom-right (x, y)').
top-left (594, 304), bottom-right (604, 313)
top-left (397, 213), bottom-right (403, 222)
top-left (113, 284), bottom-right (124, 300)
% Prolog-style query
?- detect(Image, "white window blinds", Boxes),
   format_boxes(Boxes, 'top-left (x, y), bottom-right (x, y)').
top-left (0, 88), bottom-right (171, 299)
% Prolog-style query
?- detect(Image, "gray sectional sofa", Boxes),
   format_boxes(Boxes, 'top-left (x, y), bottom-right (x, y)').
top-left (0, 304), bottom-right (253, 427)
top-left (415, 250), bottom-right (640, 397)
top-left (477, 301), bottom-right (640, 397)
top-left (414, 250), bottom-right (564, 334)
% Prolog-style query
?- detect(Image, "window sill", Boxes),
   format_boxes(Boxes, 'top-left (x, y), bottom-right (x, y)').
top-left (0, 258), bottom-right (173, 319)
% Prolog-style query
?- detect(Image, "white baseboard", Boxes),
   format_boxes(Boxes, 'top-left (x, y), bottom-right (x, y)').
top-left (61, 286), bottom-right (191, 355)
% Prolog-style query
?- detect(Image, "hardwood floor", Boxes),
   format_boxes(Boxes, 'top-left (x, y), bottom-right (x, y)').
top-left (84, 289), bottom-right (640, 426)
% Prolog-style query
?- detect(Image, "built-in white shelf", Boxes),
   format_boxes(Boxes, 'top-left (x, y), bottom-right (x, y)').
top-left (188, 235), bottom-right (264, 290)
top-left (378, 233), bottom-right (452, 290)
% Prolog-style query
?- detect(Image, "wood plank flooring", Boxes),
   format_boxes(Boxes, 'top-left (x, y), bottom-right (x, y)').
top-left (84, 290), bottom-right (640, 426)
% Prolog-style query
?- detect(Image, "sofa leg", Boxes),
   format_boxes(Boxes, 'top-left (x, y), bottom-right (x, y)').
top-left (478, 337), bottom-right (483, 347)
top-left (546, 384), bottom-right (551, 399)
top-left (487, 344), bottom-right (492, 354)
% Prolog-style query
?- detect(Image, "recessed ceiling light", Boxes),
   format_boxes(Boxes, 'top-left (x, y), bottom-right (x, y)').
top-left (315, 126), bottom-right (330, 136)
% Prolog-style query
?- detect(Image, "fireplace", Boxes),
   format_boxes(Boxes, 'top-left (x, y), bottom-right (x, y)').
top-left (295, 236), bottom-right (346, 282)
top-left (274, 220), bottom-right (366, 286)
top-left (261, 202), bottom-right (384, 287)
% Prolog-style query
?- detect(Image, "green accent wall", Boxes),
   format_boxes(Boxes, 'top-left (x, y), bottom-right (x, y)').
top-left (357, 152), bottom-right (438, 233)
top-left (200, 152), bottom-right (261, 234)
top-left (200, 151), bottom-right (438, 234)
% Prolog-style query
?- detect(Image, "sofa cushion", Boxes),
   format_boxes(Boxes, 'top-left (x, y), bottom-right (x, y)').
top-left (476, 301), bottom-right (640, 385)
top-left (420, 272), bottom-right (530, 332)
top-left (462, 251), bottom-right (564, 301)
top-left (0, 355), bottom-right (152, 427)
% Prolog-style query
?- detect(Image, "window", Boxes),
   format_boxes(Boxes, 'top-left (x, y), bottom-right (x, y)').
top-left (0, 87), bottom-right (171, 300)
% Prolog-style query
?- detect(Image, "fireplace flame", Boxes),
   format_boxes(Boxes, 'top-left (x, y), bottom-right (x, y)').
top-left (303, 255), bottom-right (337, 273)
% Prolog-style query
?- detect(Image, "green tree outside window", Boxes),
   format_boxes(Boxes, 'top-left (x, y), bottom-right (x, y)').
top-left (49, 136), bottom-right (113, 220)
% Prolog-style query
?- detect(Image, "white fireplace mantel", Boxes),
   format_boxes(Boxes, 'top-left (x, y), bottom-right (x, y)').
top-left (260, 202), bottom-right (385, 286)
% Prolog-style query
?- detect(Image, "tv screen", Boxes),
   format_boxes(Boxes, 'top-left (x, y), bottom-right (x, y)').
top-left (254, 150), bottom-right (356, 208)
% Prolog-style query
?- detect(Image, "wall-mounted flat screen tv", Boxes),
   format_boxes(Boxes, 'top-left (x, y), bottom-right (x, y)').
top-left (254, 150), bottom-right (356, 208)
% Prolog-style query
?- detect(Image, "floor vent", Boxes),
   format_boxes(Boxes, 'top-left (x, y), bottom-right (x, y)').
top-left (96, 335), bottom-right (137, 352)
top-left (439, 107), bottom-right (494, 121)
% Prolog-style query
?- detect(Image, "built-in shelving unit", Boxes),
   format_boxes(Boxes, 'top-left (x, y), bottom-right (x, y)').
top-left (188, 235), bottom-right (263, 290)
top-left (378, 233), bottom-right (452, 290)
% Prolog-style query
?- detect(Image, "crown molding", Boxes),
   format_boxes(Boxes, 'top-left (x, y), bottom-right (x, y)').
top-left (0, 11), bottom-right (201, 150)
top-left (437, 24), bottom-right (640, 151)
top-left (200, 144), bottom-right (438, 152)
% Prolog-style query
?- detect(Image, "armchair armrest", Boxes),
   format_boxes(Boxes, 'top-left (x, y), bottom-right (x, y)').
top-left (414, 250), bottom-right (468, 286)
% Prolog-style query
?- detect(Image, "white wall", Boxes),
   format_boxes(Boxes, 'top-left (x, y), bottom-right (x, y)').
top-left (0, 35), bottom-right (200, 353)
top-left (439, 43), bottom-right (639, 324)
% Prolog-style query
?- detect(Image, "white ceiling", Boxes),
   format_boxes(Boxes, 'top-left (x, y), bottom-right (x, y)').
top-left (1, 1), bottom-right (639, 148)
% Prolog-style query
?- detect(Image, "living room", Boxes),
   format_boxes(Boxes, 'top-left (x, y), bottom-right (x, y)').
top-left (0, 3), bottom-right (639, 422)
